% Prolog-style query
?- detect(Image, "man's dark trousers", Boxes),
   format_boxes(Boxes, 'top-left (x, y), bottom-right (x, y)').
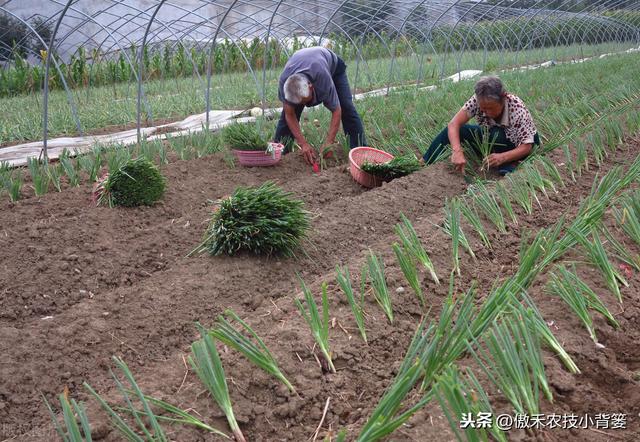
top-left (274, 57), bottom-right (367, 151)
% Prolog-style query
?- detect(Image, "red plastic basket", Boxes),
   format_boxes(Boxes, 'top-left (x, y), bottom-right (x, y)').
top-left (349, 147), bottom-right (394, 188)
top-left (233, 142), bottom-right (284, 167)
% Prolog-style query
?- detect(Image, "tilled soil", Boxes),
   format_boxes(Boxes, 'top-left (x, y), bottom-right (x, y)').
top-left (1, 139), bottom-right (639, 442)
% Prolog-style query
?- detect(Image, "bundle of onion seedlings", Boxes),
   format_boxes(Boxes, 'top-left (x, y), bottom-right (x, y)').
top-left (361, 154), bottom-right (422, 180)
top-left (94, 157), bottom-right (166, 207)
top-left (190, 182), bottom-right (310, 257)
top-left (222, 121), bottom-right (268, 151)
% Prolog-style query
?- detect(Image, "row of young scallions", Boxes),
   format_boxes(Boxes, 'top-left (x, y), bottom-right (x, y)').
top-left (42, 81), bottom-right (640, 442)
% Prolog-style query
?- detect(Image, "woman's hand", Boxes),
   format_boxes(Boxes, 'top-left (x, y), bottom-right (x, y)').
top-left (485, 153), bottom-right (505, 168)
top-left (451, 149), bottom-right (466, 174)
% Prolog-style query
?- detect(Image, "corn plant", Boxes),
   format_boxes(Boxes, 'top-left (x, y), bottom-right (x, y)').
top-left (366, 250), bottom-right (394, 323)
top-left (335, 264), bottom-right (367, 344)
top-left (43, 392), bottom-right (92, 442)
top-left (547, 265), bottom-right (619, 344)
top-left (571, 228), bottom-right (627, 303)
top-left (295, 278), bottom-right (335, 373)
top-left (468, 182), bottom-right (507, 233)
top-left (435, 365), bottom-right (507, 442)
top-left (28, 157), bottom-right (50, 196)
top-left (470, 313), bottom-right (552, 416)
top-left (210, 309), bottom-right (295, 393)
top-left (394, 213), bottom-right (439, 284)
top-left (84, 356), bottom-right (168, 442)
top-left (392, 243), bottom-right (425, 306)
top-left (189, 323), bottom-right (244, 442)
top-left (60, 150), bottom-right (80, 187)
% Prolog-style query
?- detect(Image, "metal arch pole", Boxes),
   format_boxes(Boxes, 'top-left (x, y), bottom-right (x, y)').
top-left (0, 6), bottom-right (81, 108)
top-left (318, 0), bottom-right (351, 46)
top-left (448, 3), bottom-right (493, 77)
top-left (513, 1), bottom-right (591, 61)
top-left (445, 1), bottom-right (508, 79)
top-left (351, 0), bottom-right (394, 96)
top-left (315, 0), bottom-right (401, 91)
top-left (387, 0), bottom-right (433, 94)
top-left (40, 0), bottom-right (77, 161)
top-left (134, 1), bottom-right (221, 87)
top-left (272, 0), bottom-right (382, 92)
top-left (205, 0), bottom-right (240, 130)
top-left (428, 0), bottom-right (468, 79)
top-left (113, 0), bottom-right (207, 89)
top-left (261, 0), bottom-right (286, 108)
top-left (453, 0), bottom-right (518, 69)
top-left (137, 0), bottom-right (167, 145)
top-left (47, 0), bottom-right (152, 118)
top-left (566, 0), bottom-right (639, 50)
top-left (420, 0), bottom-right (464, 81)
top-left (161, 1), bottom-right (288, 96)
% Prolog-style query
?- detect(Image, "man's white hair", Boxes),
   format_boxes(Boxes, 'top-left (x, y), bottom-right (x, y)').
top-left (283, 73), bottom-right (311, 104)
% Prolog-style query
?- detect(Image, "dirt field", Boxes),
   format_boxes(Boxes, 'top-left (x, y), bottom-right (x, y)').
top-left (1, 138), bottom-right (639, 441)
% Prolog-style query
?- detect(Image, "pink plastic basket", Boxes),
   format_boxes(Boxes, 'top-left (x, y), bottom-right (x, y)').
top-left (233, 142), bottom-right (284, 167)
top-left (349, 147), bottom-right (394, 188)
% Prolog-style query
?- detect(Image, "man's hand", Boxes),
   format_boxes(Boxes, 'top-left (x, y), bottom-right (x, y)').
top-left (451, 149), bottom-right (466, 174)
top-left (485, 153), bottom-right (505, 168)
top-left (320, 141), bottom-right (339, 159)
top-left (300, 143), bottom-right (317, 165)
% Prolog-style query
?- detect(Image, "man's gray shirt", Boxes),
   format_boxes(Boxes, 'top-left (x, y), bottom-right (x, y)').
top-left (278, 47), bottom-right (340, 111)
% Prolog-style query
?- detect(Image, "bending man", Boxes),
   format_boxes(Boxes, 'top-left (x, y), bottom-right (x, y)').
top-left (423, 75), bottom-right (540, 175)
top-left (274, 46), bottom-right (367, 165)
